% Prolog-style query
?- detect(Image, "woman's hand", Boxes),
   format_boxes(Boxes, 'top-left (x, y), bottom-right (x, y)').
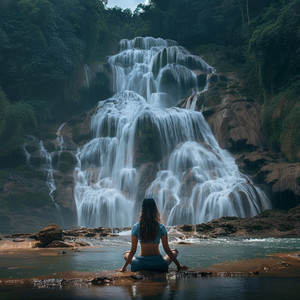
top-left (118, 267), bottom-right (126, 272)
top-left (177, 265), bottom-right (188, 271)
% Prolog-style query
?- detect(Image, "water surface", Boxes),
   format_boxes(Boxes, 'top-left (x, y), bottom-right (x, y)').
top-left (1, 237), bottom-right (299, 279)
top-left (1, 277), bottom-right (300, 299)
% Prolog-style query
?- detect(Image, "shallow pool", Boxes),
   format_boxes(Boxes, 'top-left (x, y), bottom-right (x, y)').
top-left (0, 236), bottom-right (300, 279)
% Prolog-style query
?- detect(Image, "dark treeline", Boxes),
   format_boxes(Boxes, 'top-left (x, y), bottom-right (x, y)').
top-left (0, 0), bottom-right (299, 162)
top-left (0, 0), bottom-right (136, 160)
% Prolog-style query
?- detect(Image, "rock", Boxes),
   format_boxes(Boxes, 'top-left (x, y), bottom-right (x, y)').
top-left (91, 277), bottom-right (112, 285)
top-left (45, 240), bottom-right (72, 248)
top-left (208, 74), bottom-right (218, 83)
top-left (213, 228), bottom-right (228, 236)
top-left (259, 162), bottom-right (300, 195)
top-left (85, 233), bottom-right (96, 237)
top-left (13, 238), bottom-right (25, 242)
top-left (38, 224), bottom-right (63, 245)
top-left (210, 98), bottom-right (267, 151)
top-left (74, 241), bottom-right (91, 247)
top-left (236, 150), bottom-right (278, 174)
top-left (177, 224), bottom-right (194, 232)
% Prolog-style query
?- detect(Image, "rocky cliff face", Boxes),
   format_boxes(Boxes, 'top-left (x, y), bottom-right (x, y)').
top-left (188, 72), bottom-right (300, 210)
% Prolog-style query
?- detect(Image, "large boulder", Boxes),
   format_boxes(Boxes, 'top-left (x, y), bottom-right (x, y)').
top-left (236, 150), bottom-right (300, 209)
top-left (38, 224), bottom-right (63, 245)
top-left (206, 95), bottom-right (267, 152)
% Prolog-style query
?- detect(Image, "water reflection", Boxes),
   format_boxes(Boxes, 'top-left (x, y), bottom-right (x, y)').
top-left (1, 277), bottom-right (300, 299)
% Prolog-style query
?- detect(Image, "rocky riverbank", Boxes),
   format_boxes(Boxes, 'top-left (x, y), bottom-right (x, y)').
top-left (1, 204), bottom-right (300, 252)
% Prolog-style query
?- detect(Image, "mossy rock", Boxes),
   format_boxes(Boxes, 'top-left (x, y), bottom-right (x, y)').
top-left (16, 165), bottom-right (45, 179)
top-left (24, 144), bottom-right (39, 153)
top-left (58, 162), bottom-right (73, 173)
top-left (220, 223), bottom-right (237, 233)
top-left (202, 89), bottom-right (222, 107)
top-left (244, 222), bottom-right (271, 232)
top-left (277, 223), bottom-right (295, 232)
top-left (59, 151), bottom-right (77, 166)
top-left (195, 223), bottom-right (213, 232)
top-left (72, 127), bottom-right (91, 145)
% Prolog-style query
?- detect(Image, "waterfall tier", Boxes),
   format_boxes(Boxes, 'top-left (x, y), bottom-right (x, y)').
top-left (74, 37), bottom-right (271, 227)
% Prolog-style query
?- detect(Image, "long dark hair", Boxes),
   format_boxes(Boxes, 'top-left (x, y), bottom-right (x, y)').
top-left (139, 197), bottom-right (162, 243)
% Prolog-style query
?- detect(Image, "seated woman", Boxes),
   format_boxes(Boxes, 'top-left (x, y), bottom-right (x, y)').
top-left (120, 197), bottom-right (188, 272)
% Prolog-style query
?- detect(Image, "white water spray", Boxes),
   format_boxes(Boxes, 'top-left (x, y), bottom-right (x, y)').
top-left (74, 37), bottom-right (271, 227)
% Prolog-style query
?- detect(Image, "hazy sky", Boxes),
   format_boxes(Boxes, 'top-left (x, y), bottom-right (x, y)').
top-left (107, 0), bottom-right (149, 11)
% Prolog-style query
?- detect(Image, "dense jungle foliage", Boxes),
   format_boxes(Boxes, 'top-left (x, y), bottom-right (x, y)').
top-left (0, 0), bottom-right (299, 162)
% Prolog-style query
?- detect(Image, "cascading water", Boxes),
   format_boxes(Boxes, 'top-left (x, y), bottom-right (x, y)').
top-left (74, 37), bottom-right (271, 228)
top-left (84, 64), bottom-right (91, 88)
top-left (56, 122), bottom-right (66, 154)
top-left (39, 141), bottom-right (65, 226)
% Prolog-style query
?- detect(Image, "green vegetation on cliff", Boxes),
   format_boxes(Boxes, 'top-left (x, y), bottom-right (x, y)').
top-left (0, 0), bottom-right (137, 162)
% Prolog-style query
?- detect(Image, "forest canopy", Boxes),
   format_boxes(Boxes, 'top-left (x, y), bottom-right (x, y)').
top-left (0, 0), bottom-right (299, 161)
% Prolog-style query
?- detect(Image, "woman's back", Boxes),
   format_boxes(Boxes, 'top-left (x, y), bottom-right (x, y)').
top-left (132, 222), bottom-right (167, 256)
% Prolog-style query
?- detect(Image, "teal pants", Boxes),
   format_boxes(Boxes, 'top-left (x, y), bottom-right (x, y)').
top-left (131, 255), bottom-right (169, 272)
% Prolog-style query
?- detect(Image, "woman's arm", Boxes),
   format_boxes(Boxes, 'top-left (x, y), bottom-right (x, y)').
top-left (161, 234), bottom-right (188, 271)
top-left (120, 235), bottom-right (138, 272)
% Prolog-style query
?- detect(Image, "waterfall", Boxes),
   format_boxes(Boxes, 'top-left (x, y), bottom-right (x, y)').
top-left (84, 64), bottom-right (91, 88)
top-left (22, 135), bottom-right (36, 165)
top-left (74, 37), bottom-right (271, 227)
top-left (40, 137), bottom-right (65, 227)
top-left (56, 122), bottom-right (66, 155)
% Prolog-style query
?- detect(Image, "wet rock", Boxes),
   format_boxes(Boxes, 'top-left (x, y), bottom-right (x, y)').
top-left (91, 277), bottom-right (112, 285)
top-left (38, 224), bottom-right (63, 245)
top-left (13, 238), bottom-right (25, 242)
top-left (177, 225), bottom-right (194, 232)
top-left (278, 261), bottom-right (291, 268)
top-left (45, 240), bottom-right (72, 248)
top-left (213, 228), bottom-right (227, 236)
top-left (64, 227), bottom-right (112, 237)
top-left (74, 241), bottom-right (91, 247)
top-left (85, 233), bottom-right (96, 237)
top-left (249, 271), bottom-right (260, 276)
top-left (177, 241), bottom-right (192, 245)
top-left (130, 274), bottom-right (144, 280)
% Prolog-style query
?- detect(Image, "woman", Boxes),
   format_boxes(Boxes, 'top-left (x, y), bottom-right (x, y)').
top-left (120, 197), bottom-right (188, 272)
